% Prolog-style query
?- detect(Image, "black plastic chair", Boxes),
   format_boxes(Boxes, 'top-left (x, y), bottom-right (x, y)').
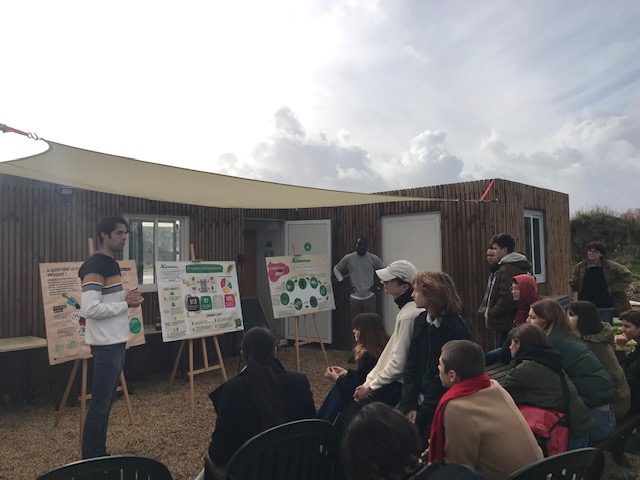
top-left (506, 448), bottom-right (604, 480)
top-left (205, 419), bottom-right (337, 480)
top-left (37, 454), bottom-right (173, 480)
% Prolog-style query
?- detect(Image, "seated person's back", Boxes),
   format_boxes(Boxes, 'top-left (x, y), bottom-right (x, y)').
top-left (207, 327), bottom-right (316, 469)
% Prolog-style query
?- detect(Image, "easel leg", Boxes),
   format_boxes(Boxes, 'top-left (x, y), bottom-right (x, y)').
top-left (79, 359), bottom-right (88, 448)
top-left (294, 317), bottom-right (301, 373)
top-left (312, 314), bottom-right (329, 368)
top-left (169, 340), bottom-right (186, 383)
top-left (201, 337), bottom-right (210, 371)
top-left (189, 339), bottom-right (195, 414)
top-left (119, 372), bottom-right (135, 426)
top-left (54, 359), bottom-right (79, 426)
top-left (213, 336), bottom-right (228, 381)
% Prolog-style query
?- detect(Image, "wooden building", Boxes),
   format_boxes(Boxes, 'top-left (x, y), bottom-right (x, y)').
top-left (0, 172), bottom-right (570, 401)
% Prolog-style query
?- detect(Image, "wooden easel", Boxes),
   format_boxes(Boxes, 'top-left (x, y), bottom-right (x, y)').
top-left (168, 244), bottom-right (228, 413)
top-left (54, 238), bottom-right (135, 448)
top-left (291, 313), bottom-right (329, 372)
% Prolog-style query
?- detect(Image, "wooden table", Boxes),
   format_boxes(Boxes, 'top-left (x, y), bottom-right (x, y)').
top-left (0, 336), bottom-right (48, 402)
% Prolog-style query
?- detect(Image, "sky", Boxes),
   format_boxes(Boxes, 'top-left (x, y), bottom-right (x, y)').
top-left (1, 0), bottom-right (639, 213)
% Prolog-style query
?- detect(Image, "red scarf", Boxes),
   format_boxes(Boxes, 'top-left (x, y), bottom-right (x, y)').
top-left (428, 373), bottom-right (491, 463)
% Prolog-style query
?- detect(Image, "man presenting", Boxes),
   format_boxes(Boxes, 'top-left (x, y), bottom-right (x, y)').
top-left (80, 217), bottom-right (143, 458)
top-left (429, 340), bottom-right (542, 480)
top-left (334, 237), bottom-right (384, 320)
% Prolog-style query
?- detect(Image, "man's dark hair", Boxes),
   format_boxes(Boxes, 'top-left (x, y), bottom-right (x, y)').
top-left (621, 310), bottom-right (640, 328)
top-left (509, 323), bottom-right (547, 354)
top-left (586, 240), bottom-right (607, 256)
top-left (342, 402), bottom-right (422, 480)
top-left (97, 217), bottom-right (129, 245)
top-left (491, 233), bottom-right (516, 253)
top-left (441, 340), bottom-right (484, 380)
top-left (356, 237), bottom-right (368, 245)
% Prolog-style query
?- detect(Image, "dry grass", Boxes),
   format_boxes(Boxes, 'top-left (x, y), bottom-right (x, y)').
top-left (0, 345), bottom-right (638, 479)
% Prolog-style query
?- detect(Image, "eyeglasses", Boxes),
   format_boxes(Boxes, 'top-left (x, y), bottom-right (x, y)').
top-left (586, 248), bottom-right (599, 253)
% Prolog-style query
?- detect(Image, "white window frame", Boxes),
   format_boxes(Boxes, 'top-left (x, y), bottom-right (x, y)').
top-left (124, 214), bottom-right (190, 292)
top-left (524, 209), bottom-right (546, 283)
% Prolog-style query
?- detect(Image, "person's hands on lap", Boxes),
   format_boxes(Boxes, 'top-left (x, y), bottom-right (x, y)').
top-left (406, 410), bottom-right (417, 424)
top-left (353, 384), bottom-right (371, 401)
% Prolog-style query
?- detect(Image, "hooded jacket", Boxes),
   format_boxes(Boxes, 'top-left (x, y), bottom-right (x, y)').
top-left (512, 274), bottom-right (540, 327)
top-left (581, 323), bottom-right (631, 418)
top-left (499, 345), bottom-right (592, 438)
top-left (486, 252), bottom-right (532, 331)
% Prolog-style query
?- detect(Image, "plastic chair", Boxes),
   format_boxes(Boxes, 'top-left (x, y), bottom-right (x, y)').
top-left (205, 419), bottom-right (337, 480)
top-left (37, 454), bottom-right (172, 480)
top-left (506, 448), bottom-right (604, 480)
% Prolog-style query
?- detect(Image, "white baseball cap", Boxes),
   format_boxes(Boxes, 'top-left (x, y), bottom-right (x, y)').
top-left (376, 260), bottom-right (417, 282)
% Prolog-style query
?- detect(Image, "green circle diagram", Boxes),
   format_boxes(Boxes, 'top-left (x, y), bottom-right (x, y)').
top-left (294, 298), bottom-right (303, 310)
top-left (280, 292), bottom-right (290, 305)
top-left (310, 277), bottom-right (318, 288)
top-left (319, 285), bottom-right (327, 296)
top-left (298, 278), bottom-right (307, 289)
top-left (286, 280), bottom-right (295, 292)
top-left (129, 317), bottom-right (141, 334)
top-left (304, 242), bottom-right (312, 252)
top-left (309, 296), bottom-right (318, 308)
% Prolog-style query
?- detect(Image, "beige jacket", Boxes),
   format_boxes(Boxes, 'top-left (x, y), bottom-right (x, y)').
top-left (443, 381), bottom-right (543, 480)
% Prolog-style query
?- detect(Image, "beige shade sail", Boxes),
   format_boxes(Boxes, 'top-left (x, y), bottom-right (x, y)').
top-left (0, 140), bottom-right (440, 209)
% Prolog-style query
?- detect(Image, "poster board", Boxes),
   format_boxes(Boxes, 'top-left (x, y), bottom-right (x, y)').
top-left (266, 255), bottom-right (335, 318)
top-left (39, 260), bottom-right (145, 365)
top-left (156, 261), bottom-right (244, 342)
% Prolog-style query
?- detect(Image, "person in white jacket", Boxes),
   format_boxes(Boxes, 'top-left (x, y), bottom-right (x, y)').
top-left (353, 260), bottom-right (423, 406)
top-left (79, 217), bottom-right (143, 458)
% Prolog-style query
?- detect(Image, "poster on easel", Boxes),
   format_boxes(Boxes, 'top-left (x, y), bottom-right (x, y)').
top-left (266, 254), bottom-right (336, 318)
top-left (39, 260), bottom-right (145, 365)
top-left (156, 261), bottom-right (244, 342)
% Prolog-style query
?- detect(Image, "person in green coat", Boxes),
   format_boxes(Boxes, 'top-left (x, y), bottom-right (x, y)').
top-left (619, 310), bottom-right (640, 410)
top-left (567, 301), bottom-right (630, 419)
top-left (527, 298), bottom-right (615, 444)
top-left (499, 324), bottom-right (592, 448)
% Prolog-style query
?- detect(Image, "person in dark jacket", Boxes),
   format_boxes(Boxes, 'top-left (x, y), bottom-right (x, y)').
top-left (485, 234), bottom-right (532, 345)
top-left (317, 313), bottom-right (389, 422)
top-left (528, 298), bottom-right (615, 444)
top-left (619, 310), bottom-right (640, 410)
top-left (399, 271), bottom-right (472, 440)
top-left (499, 323), bottom-right (592, 448)
top-left (205, 326), bottom-right (316, 473)
top-left (567, 301), bottom-right (630, 419)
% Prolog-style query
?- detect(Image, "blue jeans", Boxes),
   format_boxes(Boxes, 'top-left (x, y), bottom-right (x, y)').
top-left (317, 384), bottom-right (351, 423)
top-left (82, 342), bottom-right (126, 459)
top-left (589, 404), bottom-right (616, 444)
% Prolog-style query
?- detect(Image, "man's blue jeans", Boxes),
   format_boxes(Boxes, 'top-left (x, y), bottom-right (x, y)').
top-left (82, 342), bottom-right (126, 459)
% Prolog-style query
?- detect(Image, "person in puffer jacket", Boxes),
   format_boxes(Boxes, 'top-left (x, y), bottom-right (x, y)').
top-left (485, 233), bottom-right (531, 343)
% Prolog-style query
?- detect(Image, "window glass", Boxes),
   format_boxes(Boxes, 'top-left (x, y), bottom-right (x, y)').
top-left (524, 210), bottom-right (546, 282)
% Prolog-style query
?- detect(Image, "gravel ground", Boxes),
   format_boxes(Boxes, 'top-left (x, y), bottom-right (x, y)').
top-left (1, 345), bottom-right (638, 479)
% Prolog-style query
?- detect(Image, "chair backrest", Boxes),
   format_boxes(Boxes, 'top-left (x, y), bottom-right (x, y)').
top-left (506, 448), bottom-right (604, 480)
top-left (224, 419), bottom-right (337, 480)
top-left (37, 455), bottom-right (172, 480)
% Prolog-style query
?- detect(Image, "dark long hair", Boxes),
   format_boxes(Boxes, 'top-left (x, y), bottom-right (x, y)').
top-left (342, 402), bottom-right (422, 480)
top-left (353, 313), bottom-right (389, 361)
top-left (242, 327), bottom-right (285, 429)
top-left (567, 301), bottom-right (603, 336)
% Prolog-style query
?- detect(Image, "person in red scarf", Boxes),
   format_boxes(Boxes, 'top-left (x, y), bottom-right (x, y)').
top-left (429, 340), bottom-right (542, 480)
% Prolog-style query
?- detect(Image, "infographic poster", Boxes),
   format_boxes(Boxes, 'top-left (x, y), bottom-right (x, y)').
top-left (39, 260), bottom-right (145, 365)
top-left (266, 255), bottom-right (335, 318)
top-left (156, 261), bottom-right (244, 342)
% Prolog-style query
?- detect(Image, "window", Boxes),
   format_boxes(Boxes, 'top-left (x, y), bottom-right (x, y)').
top-left (124, 215), bottom-right (189, 291)
top-left (524, 210), bottom-right (546, 282)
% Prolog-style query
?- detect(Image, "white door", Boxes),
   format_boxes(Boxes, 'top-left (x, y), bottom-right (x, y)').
top-left (284, 220), bottom-right (333, 343)
top-left (380, 213), bottom-right (441, 333)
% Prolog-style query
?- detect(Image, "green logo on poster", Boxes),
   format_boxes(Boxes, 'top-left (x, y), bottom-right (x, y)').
top-left (129, 317), bottom-right (141, 334)
top-left (319, 285), bottom-right (327, 296)
top-left (294, 298), bottom-right (303, 310)
top-left (235, 318), bottom-right (243, 328)
top-left (310, 277), bottom-right (318, 288)
top-left (298, 278), bottom-right (307, 289)
top-left (280, 293), bottom-right (290, 305)
top-left (201, 296), bottom-right (213, 310)
top-left (304, 242), bottom-right (312, 252)
top-left (286, 280), bottom-right (295, 292)
top-left (310, 296), bottom-right (318, 308)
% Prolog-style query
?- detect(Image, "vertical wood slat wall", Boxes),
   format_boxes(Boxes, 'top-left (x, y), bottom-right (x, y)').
top-left (1, 174), bottom-right (569, 396)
